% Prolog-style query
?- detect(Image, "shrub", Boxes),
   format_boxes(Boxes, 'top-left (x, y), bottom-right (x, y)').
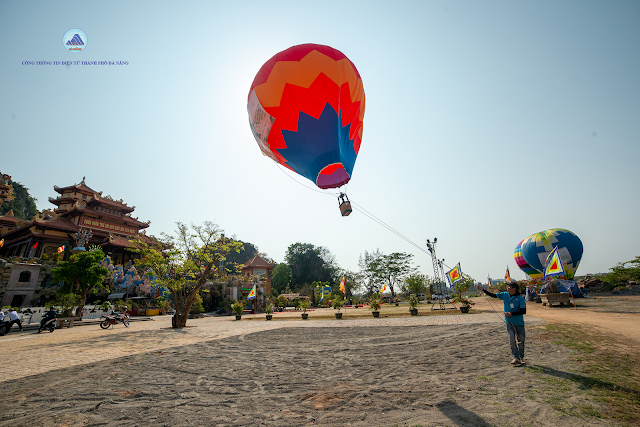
top-left (190, 293), bottom-right (205, 314)
top-left (408, 294), bottom-right (419, 310)
top-left (369, 293), bottom-right (382, 311)
top-left (297, 299), bottom-right (310, 313)
top-left (231, 299), bottom-right (246, 316)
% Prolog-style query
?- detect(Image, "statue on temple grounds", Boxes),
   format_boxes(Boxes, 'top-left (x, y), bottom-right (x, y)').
top-left (72, 228), bottom-right (93, 252)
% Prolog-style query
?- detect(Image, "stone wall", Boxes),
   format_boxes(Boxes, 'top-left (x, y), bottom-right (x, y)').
top-left (0, 259), bottom-right (57, 307)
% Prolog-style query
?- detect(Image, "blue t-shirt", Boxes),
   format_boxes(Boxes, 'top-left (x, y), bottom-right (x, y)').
top-left (496, 292), bottom-right (526, 326)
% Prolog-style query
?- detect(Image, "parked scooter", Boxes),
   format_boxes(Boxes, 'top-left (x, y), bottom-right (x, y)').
top-left (100, 311), bottom-right (130, 329)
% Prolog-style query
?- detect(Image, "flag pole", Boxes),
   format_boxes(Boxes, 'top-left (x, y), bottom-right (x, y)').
top-left (566, 275), bottom-right (578, 310)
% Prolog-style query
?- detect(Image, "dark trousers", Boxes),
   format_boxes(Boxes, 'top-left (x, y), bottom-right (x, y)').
top-left (8, 319), bottom-right (22, 331)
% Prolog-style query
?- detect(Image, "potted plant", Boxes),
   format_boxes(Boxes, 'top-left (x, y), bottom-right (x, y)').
top-left (369, 293), bottom-right (381, 317)
top-left (452, 277), bottom-right (475, 313)
top-left (298, 299), bottom-right (310, 319)
top-left (265, 303), bottom-right (273, 321)
top-left (332, 298), bottom-right (344, 319)
top-left (454, 295), bottom-right (475, 313)
top-left (408, 294), bottom-right (419, 316)
top-left (231, 299), bottom-right (246, 320)
top-left (99, 300), bottom-right (112, 313)
top-left (394, 297), bottom-right (400, 306)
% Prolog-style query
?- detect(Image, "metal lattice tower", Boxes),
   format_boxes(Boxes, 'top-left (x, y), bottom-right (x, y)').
top-left (426, 238), bottom-right (452, 310)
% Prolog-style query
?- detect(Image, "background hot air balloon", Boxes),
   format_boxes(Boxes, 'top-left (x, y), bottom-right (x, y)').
top-left (520, 228), bottom-right (584, 280)
top-left (513, 237), bottom-right (543, 279)
top-left (248, 44), bottom-right (365, 190)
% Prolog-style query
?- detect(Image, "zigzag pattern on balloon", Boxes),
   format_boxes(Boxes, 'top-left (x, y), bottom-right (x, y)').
top-left (264, 75), bottom-right (364, 158)
top-left (249, 45), bottom-right (363, 106)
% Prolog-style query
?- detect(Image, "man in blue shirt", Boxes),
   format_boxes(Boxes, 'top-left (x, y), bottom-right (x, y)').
top-left (476, 281), bottom-right (527, 366)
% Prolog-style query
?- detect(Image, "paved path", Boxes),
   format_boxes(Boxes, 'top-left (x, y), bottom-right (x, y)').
top-left (1, 311), bottom-right (543, 382)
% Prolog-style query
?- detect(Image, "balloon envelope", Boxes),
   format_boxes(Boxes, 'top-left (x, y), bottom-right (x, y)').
top-left (520, 229), bottom-right (583, 280)
top-left (514, 237), bottom-right (542, 279)
top-left (248, 44), bottom-right (365, 189)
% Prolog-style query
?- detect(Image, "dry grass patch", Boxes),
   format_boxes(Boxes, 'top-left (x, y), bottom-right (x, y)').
top-left (530, 323), bottom-right (640, 426)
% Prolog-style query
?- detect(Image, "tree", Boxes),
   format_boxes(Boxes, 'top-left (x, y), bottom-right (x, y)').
top-left (0, 180), bottom-right (39, 220)
top-left (401, 273), bottom-right (429, 296)
top-left (603, 256), bottom-right (640, 286)
top-left (284, 243), bottom-right (338, 290)
top-left (369, 252), bottom-right (417, 298)
top-left (270, 263), bottom-right (291, 295)
top-left (298, 283), bottom-right (315, 300)
top-left (358, 249), bottom-right (385, 296)
top-left (51, 248), bottom-right (110, 318)
top-left (132, 221), bottom-right (242, 328)
top-left (222, 239), bottom-right (258, 274)
top-left (274, 294), bottom-right (288, 308)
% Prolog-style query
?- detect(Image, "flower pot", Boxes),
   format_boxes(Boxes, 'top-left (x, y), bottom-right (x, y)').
top-left (235, 315), bottom-right (242, 320)
top-left (301, 313), bottom-right (309, 319)
top-left (372, 311), bottom-right (380, 318)
top-left (335, 312), bottom-right (342, 319)
top-left (409, 308), bottom-right (418, 316)
top-left (459, 306), bottom-right (469, 313)
top-left (395, 303), bottom-right (399, 306)
top-left (266, 314), bottom-right (272, 321)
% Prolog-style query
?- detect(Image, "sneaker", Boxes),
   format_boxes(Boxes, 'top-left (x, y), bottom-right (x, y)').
top-left (518, 358), bottom-right (527, 365)
top-left (511, 358), bottom-right (519, 364)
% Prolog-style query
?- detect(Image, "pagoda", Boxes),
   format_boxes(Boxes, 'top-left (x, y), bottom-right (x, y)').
top-left (0, 210), bottom-right (28, 235)
top-left (241, 254), bottom-right (275, 279)
top-left (0, 178), bottom-right (155, 264)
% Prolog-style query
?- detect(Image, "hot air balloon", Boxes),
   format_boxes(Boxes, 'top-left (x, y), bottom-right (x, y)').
top-left (247, 44), bottom-right (365, 215)
top-left (519, 229), bottom-right (583, 280)
top-left (513, 237), bottom-right (543, 279)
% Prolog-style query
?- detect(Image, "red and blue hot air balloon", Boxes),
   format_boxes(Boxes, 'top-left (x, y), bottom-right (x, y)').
top-left (247, 44), bottom-right (365, 215)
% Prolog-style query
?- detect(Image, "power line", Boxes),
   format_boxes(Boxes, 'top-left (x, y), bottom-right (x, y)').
top-left (350, 201), bottom-right (429, 256)
top-left (269, 159), bottom-right (430, 258)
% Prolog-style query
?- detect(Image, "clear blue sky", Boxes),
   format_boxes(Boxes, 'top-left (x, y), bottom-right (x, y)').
top-left (1, 0), bottom-right (639, 282)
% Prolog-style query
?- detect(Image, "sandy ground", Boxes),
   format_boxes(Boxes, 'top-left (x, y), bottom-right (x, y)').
top-left (0, 295), bottom-right (637, 426)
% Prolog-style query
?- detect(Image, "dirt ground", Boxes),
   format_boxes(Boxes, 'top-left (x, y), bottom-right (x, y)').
top-left (0, 294), bottom-right (637, 427)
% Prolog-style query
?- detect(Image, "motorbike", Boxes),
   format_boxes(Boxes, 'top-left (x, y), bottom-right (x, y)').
top-left (38, 317), bottom-right (57, 333)
top-left (0, 320), bottom-right (11, 336)
top-left (100, 312), bottom-right (130, 329)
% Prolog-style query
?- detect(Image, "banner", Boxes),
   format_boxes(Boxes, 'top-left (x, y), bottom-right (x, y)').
top-left (446, 263), bottom-right (463, 285)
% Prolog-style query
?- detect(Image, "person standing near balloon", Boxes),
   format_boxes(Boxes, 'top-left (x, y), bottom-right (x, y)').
top-left (476, 281), bottom-right (527, 366)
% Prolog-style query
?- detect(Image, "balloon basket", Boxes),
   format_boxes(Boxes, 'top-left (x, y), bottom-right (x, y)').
top-left (340, 201), bottom-right (352, 217)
